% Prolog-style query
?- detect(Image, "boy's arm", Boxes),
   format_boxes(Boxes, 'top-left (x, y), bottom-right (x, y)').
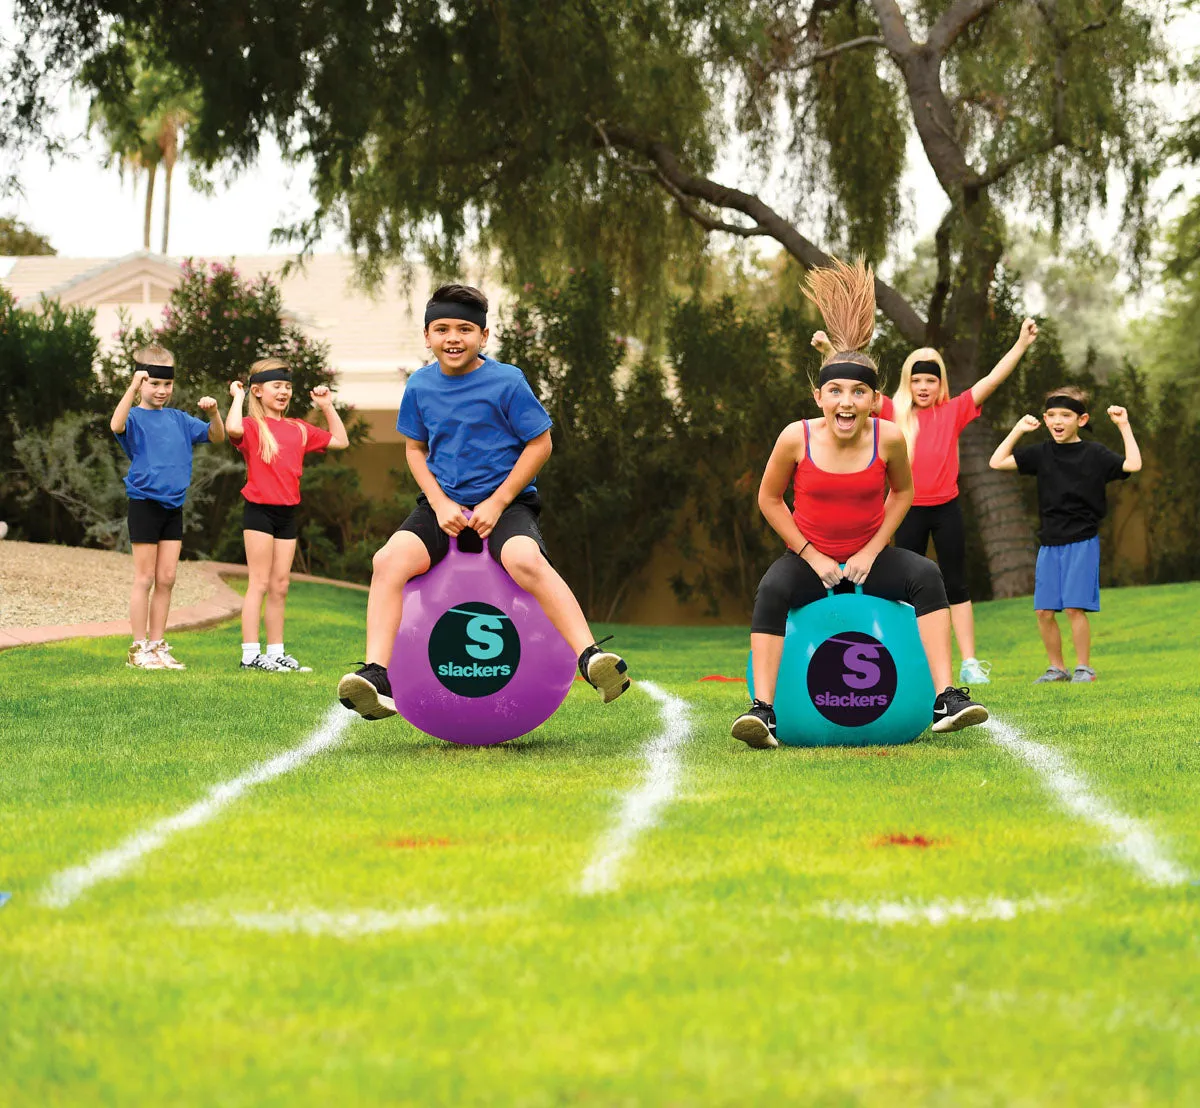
top-left (469, 431), bottom-right (552, 537)
top-left (198, 396), bottom-right (225, 444)
top-left (310, 386), bottom-right (350, 449)
top-left (225, 381), bottom-right (245, 439)
top-left (843, 423), bottom-right (914, 585)
top-left (1108, 406), bottom-right (1142, 472)
top-left (405, 438), bottom-right (470, 535)
top-left (110, 370), bottom-right (148, 433)
top-left (971, 318), bottom-right (1038, 406)
top-left (990, 415), bottom-right (1040, 470)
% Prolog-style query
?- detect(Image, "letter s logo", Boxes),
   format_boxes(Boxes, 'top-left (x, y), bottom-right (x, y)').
top-left (842, 644), bottom-right (881, 689)
top-left (464, 615), bottom-right (505, 659)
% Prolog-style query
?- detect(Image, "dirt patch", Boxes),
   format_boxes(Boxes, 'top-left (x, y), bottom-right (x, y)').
top-left (0, 541), bottom-right (220, 630)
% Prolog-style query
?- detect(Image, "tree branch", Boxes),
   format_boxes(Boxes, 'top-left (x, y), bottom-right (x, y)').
top-left (597, 122), bottom-right (928, 345)
top-left (928, 0), bottom-right (1005, 56)
top-left (777, 35), bottom-right (887, 72)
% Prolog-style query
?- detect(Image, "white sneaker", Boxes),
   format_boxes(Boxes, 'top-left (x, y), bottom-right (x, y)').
top-left (150, 640), bottom-right (186, 670)
top-left (959, 658), bottom-right (992, 685)
top-left (240, 653), bottom-right (285, 672)
top-left (271, 653), bottom-right (312, 673)
top-left (127, 642), bottom-right (166, 670)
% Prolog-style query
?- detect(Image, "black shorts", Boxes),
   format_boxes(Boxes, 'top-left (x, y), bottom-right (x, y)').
top-left (397, 490), bottom-right (548, 567)
top-left (893, 497), bottom-right (970, 605)
top-left (751, 546), bottom-right (949, 636)
top-left (128, 498), bottom-right (183, 544)
top-left (243, 501), bottom-right (299, 540)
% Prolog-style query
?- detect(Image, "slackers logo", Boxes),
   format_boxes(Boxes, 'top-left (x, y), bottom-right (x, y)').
top-left (428, 601), bottom-right (521, 697)
top-left (806, 631), bottom-right (897, 726)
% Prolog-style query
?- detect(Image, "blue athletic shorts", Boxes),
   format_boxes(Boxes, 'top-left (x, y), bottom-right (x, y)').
top-left (1033, 536), bottom-right (1101, 612)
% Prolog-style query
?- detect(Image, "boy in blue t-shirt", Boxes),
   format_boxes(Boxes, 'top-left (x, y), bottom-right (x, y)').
top-left (338, 284), bottom-right (631, 720)
top-left (110, 345), bottom-right (225, 670)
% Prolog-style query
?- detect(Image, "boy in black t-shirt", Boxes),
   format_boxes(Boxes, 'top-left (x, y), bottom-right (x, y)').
top-left (990, 386), bottom-right (1142, 683)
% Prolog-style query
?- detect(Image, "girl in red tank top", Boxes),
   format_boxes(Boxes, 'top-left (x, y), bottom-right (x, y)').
top-left (731, 257), bottom-right (989, 749)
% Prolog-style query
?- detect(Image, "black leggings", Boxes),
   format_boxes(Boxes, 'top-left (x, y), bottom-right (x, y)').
top-left (751, 546), bottom-right (949, 636)
top-left (892, 497), bottom-right (971, 605)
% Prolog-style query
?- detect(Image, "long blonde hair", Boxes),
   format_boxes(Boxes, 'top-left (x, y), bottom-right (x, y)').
top-left (892, 348), bottom-right (951, 455)
top-left (247, 357), bottom-right (306, 464)
top-left (802, 255), bottom-right (878, 377)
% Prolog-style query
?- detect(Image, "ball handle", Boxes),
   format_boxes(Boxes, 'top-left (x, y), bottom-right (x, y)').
top-left (824, 564), bottom-right (865, 600)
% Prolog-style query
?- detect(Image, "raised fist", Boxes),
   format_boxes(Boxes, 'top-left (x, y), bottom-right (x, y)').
top-left (198, 396), bottom-right (217, 412)
top-left (310, 385), bottom-right (333, 405)
top-left (229, 380), bottom-right (245, 398)
top-left (131, 369), bottom-right (149, 389)
top-left (1018, 414), bottom-right (1041, 433)
top-left (811, 330), bottom-right (831, 351)
top-left (1019, 318), bottom-right (1039, 346)
top-left (1107, 405), bottom-right (1129, 426)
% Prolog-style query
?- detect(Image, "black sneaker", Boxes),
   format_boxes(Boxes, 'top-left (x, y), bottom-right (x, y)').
top-left (731, 699), bottom-right (779, 748)
top-left (931, 686), bottom-right (989, 733)
top-left (578, 637), bottom-right (630, 703)
top-left (337, 662), bottom-right (398, 721)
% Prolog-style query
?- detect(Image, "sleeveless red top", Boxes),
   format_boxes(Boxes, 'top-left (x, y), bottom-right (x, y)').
top-left (792, 419), bottom-right (888, 559)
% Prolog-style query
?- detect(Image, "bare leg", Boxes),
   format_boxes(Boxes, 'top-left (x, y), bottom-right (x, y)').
top-left (949, 600), bottom-right (977, 660)
top-left (1036, 609), bottom-right (1066, 671)
top-left (499, 537), bottom-right (593, 654)
top-left (916, 607), bottom-right (954, 689)
top-left (147, 539), bottom-right (182, 641)
top-left (365, 531), bottom-right (431, 667)
top-left (1065, 608), bottom-right (1091, 667)
top-left (264, 538), bottom-right (297, 645)
top-left (242, 530), bottom-right (275, 644)
top-left (749, 632), bottom-right (785, 704)
top-left (129, 543), bottom-right (157, 642)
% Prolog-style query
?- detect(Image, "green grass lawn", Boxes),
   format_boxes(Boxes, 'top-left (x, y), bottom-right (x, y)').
top-left (2, 582), bottom-right (1198, 1106)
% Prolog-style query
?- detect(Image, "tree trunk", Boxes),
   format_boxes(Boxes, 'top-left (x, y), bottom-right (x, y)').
top-left (940, 193), bottom-right (1036, 598)
top-left (143, 163), bottom-right (157, 251)
top-left (161, 159), bottom-right (173, 255)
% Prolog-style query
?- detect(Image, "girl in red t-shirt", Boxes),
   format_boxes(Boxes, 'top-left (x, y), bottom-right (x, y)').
top-left (887, 319), bottom-right (1038, 685)
top-left (733, 258), bottom-right (989, 749)
top-left (226, 357), bottom-right (349, 673)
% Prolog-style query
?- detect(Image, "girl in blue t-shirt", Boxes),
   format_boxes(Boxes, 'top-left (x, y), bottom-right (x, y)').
top-left (111, 346), bottom-right (225, 669)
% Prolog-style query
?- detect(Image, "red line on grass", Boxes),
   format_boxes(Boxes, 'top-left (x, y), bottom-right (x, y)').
top-left (872, 833), bottom-right (944, 848)
top-left (386, 837), bottom-right (452, 849)
top-left (697, 675), bottom-right (747, 682)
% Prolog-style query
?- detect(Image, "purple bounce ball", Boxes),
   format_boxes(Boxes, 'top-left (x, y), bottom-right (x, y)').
top-left (388, 530), bottom-right (577, 745)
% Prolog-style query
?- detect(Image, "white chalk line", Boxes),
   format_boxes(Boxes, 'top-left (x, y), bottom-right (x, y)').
top-left (818, 896), bottom-right (1060, 927)
top-left (983, 717), bottom-right (1191, 887)
top-left (176, 905), bottom-right (447, 938)
top-left (579, 680), bottom-right (693, 895)
top-left (41, 704), bottom-right (356, 909)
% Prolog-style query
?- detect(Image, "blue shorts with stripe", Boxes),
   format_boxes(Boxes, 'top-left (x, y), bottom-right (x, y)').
top-left (1033, 536), bottom-right (1101, 612)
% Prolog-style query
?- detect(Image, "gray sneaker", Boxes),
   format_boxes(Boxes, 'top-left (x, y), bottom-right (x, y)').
top-left (1071, 665), bottom-right (1096, 683)
top-left (1034, 666), bottom-right (1070, 683)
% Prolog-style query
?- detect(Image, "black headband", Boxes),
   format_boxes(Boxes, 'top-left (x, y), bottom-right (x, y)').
top-left (137, 362), bottom-right (174, 380)
top-left (424, 301), bottom-right (487, 329)
top-left (912, 359), bottom-right (942, 376)
top-left (1044, 394), bottom-right (1087, 417)
top-left (819, 360), bottom-right (879, 390)
top-left (249, 367), bottom-right (292, 385)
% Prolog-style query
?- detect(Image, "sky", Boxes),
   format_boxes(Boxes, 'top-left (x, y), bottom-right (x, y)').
top-left (1, 2), bottom-right (1196, 269)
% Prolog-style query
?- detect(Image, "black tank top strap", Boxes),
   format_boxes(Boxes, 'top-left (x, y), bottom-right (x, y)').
top-left (870, 417), bottom-right (879, 465)
top-left (803, 419), bottom-right (812, 461)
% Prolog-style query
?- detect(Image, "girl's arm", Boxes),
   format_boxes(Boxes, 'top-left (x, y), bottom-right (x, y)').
top-left (1108, 406), bottom-right (1142, 472)
top-left (225, 381), bottom-right (245, 440)
top-left (842, 423), bottom-right (914, 585)
top-left (989, 414), bottom-right (1040, 470)
top-left (110, 370), bottom-right (148, 433)
top-left (470, 431), bottom-right (552, 537)
top-left (971, 318), bottom-right (1038, 406)
top-left (310, 386), bottom-right (349, 449)
top-left (198, 396), bottom-right (225, 444)
top-left (811, 330), bottom-right (834, 357)
top-left (405, 438), bottom-right (469, 535)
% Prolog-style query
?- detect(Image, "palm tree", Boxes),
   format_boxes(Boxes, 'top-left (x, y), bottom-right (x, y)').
top-left (89, 50), bottom-right (199, 253)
